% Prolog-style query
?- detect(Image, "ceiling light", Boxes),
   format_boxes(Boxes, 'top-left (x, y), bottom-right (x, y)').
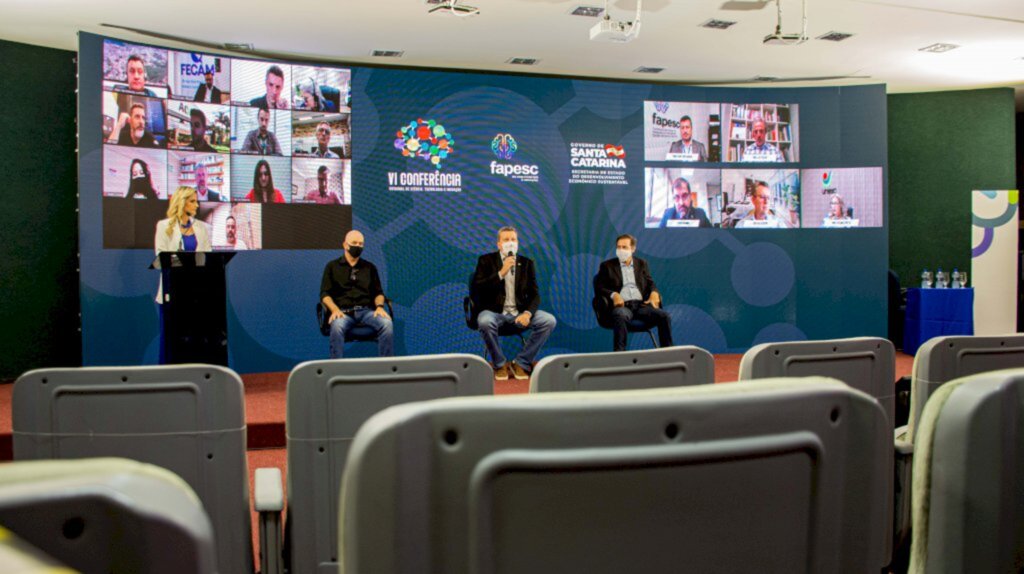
top-left (919, 43), bottom-right (960, 53)
top-left (506, 58), bottom-right (540, 66)
top-left (634, 66), bottom-right (664, 74)
top-left (817, 31), bottom-right (854, 42)
top-left (701, 19), bottom-right (737, 29)
top-left (222, 42), bottom-right (254, 51)
top-left (571, 5), bottom-right (605, 17)
top-left (425, 0), bottom-right (480, 16)
top-left (371, 50), bottom-right (404, 58)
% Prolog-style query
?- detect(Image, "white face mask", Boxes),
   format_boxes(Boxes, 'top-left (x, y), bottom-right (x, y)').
top-left (501, 241), bottom-right (518, 256)
top-left (616, 248), bottom-right (632, 264)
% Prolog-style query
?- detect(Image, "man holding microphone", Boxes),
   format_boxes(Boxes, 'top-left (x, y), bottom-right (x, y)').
top-left (471, 226), bottom-right (557, 380)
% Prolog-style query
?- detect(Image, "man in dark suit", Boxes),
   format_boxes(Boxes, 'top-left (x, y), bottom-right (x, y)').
top-left (193, 72), bottom-right (223, 103)
top-left (666, 115), bottom-right (707, 161)
top-left (471, 226), bottom-right (557, 381)
top-left (659, 176), bottom-right (711, 228)
top-left (594, 234), bottom-right (673, 351)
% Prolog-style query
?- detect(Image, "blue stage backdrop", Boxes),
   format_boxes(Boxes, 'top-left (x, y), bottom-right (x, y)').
top-left (78, 33), bottom-right (888, 372)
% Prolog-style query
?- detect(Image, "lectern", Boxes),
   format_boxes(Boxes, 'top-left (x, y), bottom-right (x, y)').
top-left (151, 252), bottom-right (234, 365)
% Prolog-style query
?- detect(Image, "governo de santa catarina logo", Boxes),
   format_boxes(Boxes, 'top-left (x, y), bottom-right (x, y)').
top-left (491, 133), bottom-right (518, 160)
top-left (395, 118), bottom-right (454, 170)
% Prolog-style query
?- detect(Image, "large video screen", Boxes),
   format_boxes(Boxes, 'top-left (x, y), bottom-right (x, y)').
top-left (100, 38), bottom-right (352, 249)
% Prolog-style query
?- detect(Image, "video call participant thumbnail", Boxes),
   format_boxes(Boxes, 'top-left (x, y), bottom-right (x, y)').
top-left (666, 115), bottom-right (707, 162)
top-left (189, 109), bottom-right (216, 153)
top-left (245, 159), bottom-right (285, 203)
top-left (659, 177), bottom-right (711, 228)
top-left (194, 71), bottom-right (223, 103)
top-left (241, 108), bottom-right (283, 156)
top-left (741, 119), bottom-right (785, 163)
top-left (127, 158), bottom-right (159, 200)
top-left (112, 102), bottom-right (163, 148)
top-left (113, 54), bottom-right (158, 97)
top-left (249, 65), bottom-right (289, 110)
top-left (304, 165), bottom-right (342, 204)
top-left (736, 182), bottom-right (790, 228)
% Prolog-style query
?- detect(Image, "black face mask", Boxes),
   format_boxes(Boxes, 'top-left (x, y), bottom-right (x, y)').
top-left (347, 245), bottom-right (363, 258)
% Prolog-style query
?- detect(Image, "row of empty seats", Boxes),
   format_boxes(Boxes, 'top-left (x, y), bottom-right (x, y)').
top-left (1, 334), bottom-right (1022, 572)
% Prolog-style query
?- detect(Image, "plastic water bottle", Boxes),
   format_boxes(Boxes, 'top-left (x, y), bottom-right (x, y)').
top-left (951, 268), bottom-right (962, 288)
top-left (921, 269), bottom-right (932, 288)
top-left (936, 268), bottom-right (948, 289)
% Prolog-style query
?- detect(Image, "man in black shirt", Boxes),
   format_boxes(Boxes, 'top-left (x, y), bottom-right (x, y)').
top-left (319, 230), bottom-right (393, 358)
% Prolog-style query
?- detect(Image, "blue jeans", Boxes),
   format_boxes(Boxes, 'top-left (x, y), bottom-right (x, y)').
top-left (329, 308), bottom-right (394, 359)
top-left (477, 310), bottom-right (557, 372)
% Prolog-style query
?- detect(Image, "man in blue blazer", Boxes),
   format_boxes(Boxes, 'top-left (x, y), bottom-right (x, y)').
top-left (594, 234), bottom-right (674, 351)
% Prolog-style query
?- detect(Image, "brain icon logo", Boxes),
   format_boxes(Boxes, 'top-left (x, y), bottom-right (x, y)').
top-left (491, 133), bottom-right (518, 160)
top-left (394, 118), bottom-right (455, 169)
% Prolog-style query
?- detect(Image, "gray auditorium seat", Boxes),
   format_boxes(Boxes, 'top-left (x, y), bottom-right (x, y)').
top-left (0, 457), bottom-right (216, 574)
top-left (340, 378), bottom-right (890, 574)
top-left (12, 365), bottom-right (284, 574)
top-left (908, 369), bottom-right (1024, 573)
top-left (529, 346), bottom-right (714, 393)
top-left (893, 334), bottom-right (1024, 557)
top-left (739, 337), bottom-right (896, 567)
top-left (286, 354), bottom-right (494, 574)
top-left (905, 334), bottom-right (1024, 441)
top-left (739, 337), bottom-right (896, 428)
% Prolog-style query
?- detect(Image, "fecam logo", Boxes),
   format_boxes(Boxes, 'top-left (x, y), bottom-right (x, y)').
top-left (491, 133), bottom-right (518, 160)
top-left (822, 171), bottom-right (833, 187)
top-left (394, 118), bottom-right (454, 170)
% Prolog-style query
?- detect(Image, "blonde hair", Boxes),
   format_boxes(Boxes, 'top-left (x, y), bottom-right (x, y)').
top-left (165, 186), bottom-right (197, 236)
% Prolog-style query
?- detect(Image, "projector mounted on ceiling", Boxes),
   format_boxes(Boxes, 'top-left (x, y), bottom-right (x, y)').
top-left (762, 0), bottom-right (808, 45)
top-left (590, 0), bottom-right (643, 43)
top-left (425, 0), bottom-right (480, 17)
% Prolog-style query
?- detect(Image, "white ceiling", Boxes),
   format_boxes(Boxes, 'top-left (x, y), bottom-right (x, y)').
top-left (2, 0), bottom-right (1023, 107)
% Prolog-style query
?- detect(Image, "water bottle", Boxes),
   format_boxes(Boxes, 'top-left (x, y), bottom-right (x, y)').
top-left (951, 268), bottom-right (962, 288)
top-left (920, 269), bottom-right (932, 288)
top-left (936, 268), bottom-right (948, 289)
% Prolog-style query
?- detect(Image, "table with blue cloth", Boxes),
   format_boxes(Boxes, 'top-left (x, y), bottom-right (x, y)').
top-left (903, 287), bottom-right (974, 355)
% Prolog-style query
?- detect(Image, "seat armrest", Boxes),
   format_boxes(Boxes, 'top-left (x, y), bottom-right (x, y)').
top-left (254, 467), bottom-right (283, 574)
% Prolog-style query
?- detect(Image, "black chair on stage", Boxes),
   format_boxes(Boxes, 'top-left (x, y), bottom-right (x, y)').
top-left (316, 300), bottom-right (395, 341)
top-left (591, 273), bottom-right (659, 349)
top-left (463, 273), bottom-right (525, 359)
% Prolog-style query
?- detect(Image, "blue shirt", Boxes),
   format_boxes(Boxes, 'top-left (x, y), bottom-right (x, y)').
top-left (619, 260), bottom-right (643, 302)
top-left (182, 234), bottom-right (198, 252)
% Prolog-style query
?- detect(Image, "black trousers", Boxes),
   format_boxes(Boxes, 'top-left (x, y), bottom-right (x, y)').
top-left (610, 301), bottom-right (673, 351)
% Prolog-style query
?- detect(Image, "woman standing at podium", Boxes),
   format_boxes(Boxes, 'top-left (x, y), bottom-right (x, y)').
top-left (154, 186), bottom-right (212, 363)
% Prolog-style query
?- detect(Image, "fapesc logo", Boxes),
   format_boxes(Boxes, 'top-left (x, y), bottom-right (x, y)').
top-left (491, 133), bottom-right (517, 160)
top-left (490, 162), bottom-right (539, 176)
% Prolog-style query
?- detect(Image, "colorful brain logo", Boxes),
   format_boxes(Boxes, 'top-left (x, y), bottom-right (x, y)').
top-left (394, 118), bottom-right (454, 169)
top-left (491, 133), bottom-right (517, 160)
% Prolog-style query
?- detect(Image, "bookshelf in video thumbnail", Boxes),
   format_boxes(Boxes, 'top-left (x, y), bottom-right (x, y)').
top-left (725, 103), bottom-right (795, 162)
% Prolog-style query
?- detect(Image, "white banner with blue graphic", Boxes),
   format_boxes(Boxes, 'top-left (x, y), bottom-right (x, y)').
top-left (971, 190), bottom-right (1019, 335)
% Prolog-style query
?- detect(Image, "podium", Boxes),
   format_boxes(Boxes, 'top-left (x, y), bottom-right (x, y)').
top-left (151, 252), bottom-right (234, 365)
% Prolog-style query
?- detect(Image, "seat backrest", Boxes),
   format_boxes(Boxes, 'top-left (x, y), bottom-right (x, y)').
top-left (340, 378), bottom-right (891, 574)
top-left (908, 334), bottom-right (1024, 441)
top-left (0, 457), bottom-right (216, 574)
top-left (909, 368), bottom-right (1024, 573)
top-left (738, 337), bottom-right (896, 429)
top-left (530, 346), bottom-right (715, 393)
top-left (12, 365), bottom-right (253, 574)
top-left (286, 354), bottom-right (493, 574)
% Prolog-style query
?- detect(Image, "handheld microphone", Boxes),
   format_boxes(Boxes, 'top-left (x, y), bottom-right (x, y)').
top-left (506, 251), bottom-right (515, 276)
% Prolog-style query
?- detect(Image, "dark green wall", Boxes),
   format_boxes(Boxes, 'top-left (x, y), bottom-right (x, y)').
top-left (0, 39), bottom-right (80, 379)
top-left (888, 88), bottom-right (1017, 286)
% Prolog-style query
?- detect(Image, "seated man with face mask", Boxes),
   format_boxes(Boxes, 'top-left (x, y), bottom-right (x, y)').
top-left (594, 234), bottom-right (674, 352)
top-left (471, 226), bottom-right (557, 381)
top-left (320, 229), bottom-right (393, 359)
